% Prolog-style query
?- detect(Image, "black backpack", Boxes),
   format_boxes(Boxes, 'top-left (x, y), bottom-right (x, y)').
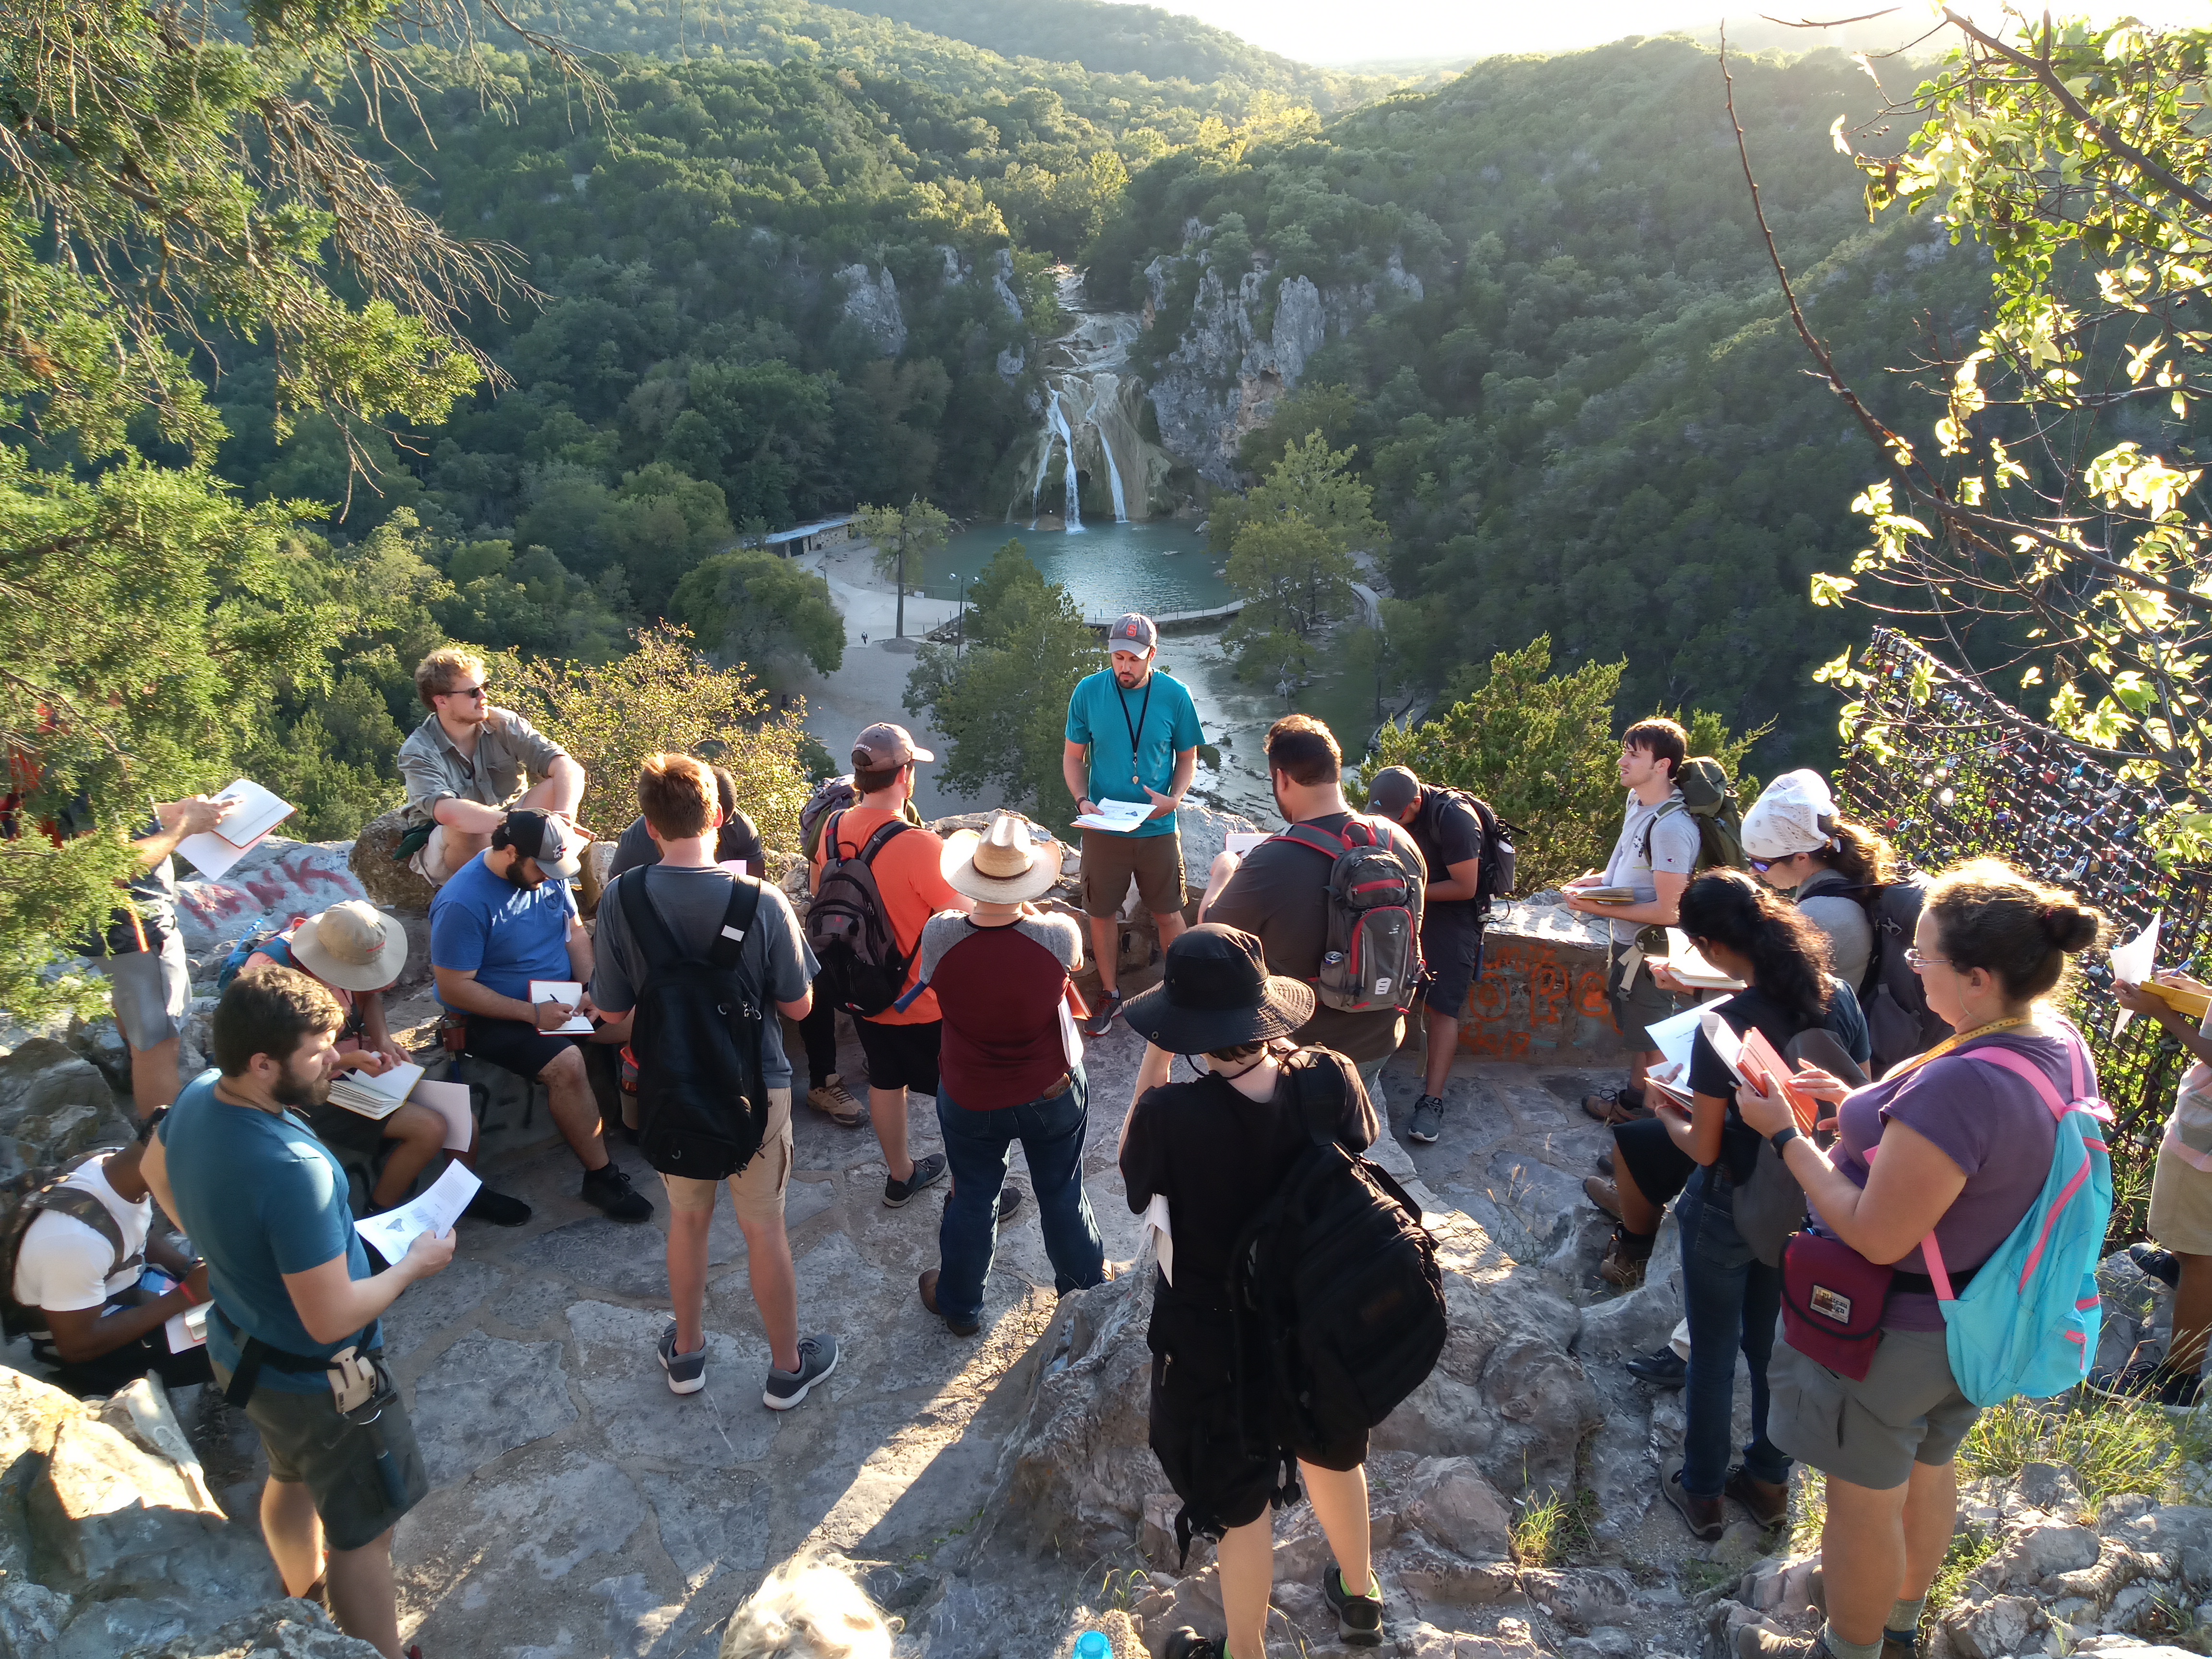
top-left (806, 811), bottom-right (922, 1017)
top-left (1272, 817), bottom-right (1427, 1013)
top-left (1227, 1052), bottom-right (1447, 1455)
top-left (1841, 873), bottom-right (1955, 1073)
top-left (0, 1153), bottom-right (140, 1340)
top-left (1423, 786), bottom-right (1518, 918)
top-left (616, 870), bottom-right (770, 1182)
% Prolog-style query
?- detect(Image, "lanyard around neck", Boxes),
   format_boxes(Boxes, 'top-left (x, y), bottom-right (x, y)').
top-left (1117, 676), bottom-right (1154, 770)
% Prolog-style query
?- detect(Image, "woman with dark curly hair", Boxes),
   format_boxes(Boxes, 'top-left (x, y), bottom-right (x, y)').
top-left (1643, 870), bottom-right (1869, 1543)
top-left (1733, 860), bottom-right (2104, 1659)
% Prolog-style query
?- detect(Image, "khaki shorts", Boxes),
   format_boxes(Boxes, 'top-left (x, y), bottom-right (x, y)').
top-left (661, 1087), bottom-right (792, 1225)
top-left (1767, 1325), bottom-right (1980, 1491)
top-left (1080, 828), bottom-right (1186, 919)
top-left (2150, 1147), bottom-right (2212, 1256)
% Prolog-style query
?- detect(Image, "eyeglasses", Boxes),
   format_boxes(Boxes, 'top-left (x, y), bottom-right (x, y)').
top-left (1904, 948), bottom-right (1958, 974)
top-left (445, 683), bottom-right (488, 701)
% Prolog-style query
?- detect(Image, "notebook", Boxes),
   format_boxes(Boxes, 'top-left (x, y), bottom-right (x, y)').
top-left (529, 982), bottom-right (594, 1034)
top-left (174, 779), bottom-right (295, 879)
top-left (327, 1061), bottom-right (426, 1121)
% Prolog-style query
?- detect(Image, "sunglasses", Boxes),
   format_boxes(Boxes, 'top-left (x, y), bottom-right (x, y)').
top-left (444, 683), bottom-right (488, 701)
top-left (1748, 857), bottom-right (1776, 874)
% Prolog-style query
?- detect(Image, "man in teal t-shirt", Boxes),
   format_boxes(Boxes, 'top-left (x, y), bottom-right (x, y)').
top-left (148, 967), bottom-right (454, 1658)
top-left (1061, 613), bottom-right (1204, 1033)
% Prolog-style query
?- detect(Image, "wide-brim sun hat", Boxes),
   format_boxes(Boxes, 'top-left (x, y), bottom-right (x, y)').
top-left (1742, 768), bottom-right (1840, 862)
top-left (941, 811), bottom-right (1062, 903)
top-left (1121, 923), bottom-right (1315, 1055)
top-left (289, 899), bottom-right (409, 992)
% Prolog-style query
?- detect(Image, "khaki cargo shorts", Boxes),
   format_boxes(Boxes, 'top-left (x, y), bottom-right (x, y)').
top-left (661, 1087), bottom-right (793, 1225)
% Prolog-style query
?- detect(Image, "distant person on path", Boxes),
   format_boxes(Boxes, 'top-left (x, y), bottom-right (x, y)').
top-left (1367, 765), bottom-right (1488, 1147)
top-left (914, 811), bottom-right (1104, 1336)
top-left (1561, 719), bottom-right (1699, 1126)
top-left (1200, 715), bottom-right (1426, 1115)
top-left (1741, 769), bottom-right (1887, 990)
top-left (10, 1118), bottom-right (214, 1397)
top-left (589, 754), bottom-right (838, 1408)
top-left (1062, 613), bottom-right (1203, 1035)
top-left (145, 968), bottom-right (452, 1659)
top-left (1121, 925), bottom-right (1386, 1659)
top-left (244, 902), bottom-right (528, 1225)
top-left (398, 646), bottom-right (584, 888)
top-left (429, 808), bottom-right (653, 1221)
top-left (808, 723), bottom-right (968, 1207)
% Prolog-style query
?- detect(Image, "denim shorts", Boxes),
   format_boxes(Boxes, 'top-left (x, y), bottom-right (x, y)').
top-left (1767, 1326), bottom-right (1980, 1491)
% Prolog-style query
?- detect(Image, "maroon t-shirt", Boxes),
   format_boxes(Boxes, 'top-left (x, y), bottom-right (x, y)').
top-left (1822, 1026), bottom-right (2089, 1330)
top-left (921, 914), bottom-right (1083, 1109)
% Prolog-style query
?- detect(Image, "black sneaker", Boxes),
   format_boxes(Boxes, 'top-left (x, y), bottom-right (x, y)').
top-left (1084, 990), bottom-right (1123, 1038)
top-left (1163, 1631), bottom-right (1226, 1659)
top-left (462, 1186), bottom-right (532, 1226)
top-left (1624, 1346), bottom-right (1687, 1387)
top-left (1407, 1095), bottom-right (1445, 1144)
top-left (2089, 1357), bottom-right (2203, 1411)
top-left (763, 1334), bottom-right (838, 1410)
top-left (580, 1162), bottom-right (653, 1221)
top-left (945, 1182), bottom-right (1025, 1225)
top-left (1321, 1563), bottom-right (1383, 1647)
top-left (2131, 1242), bottom-right (2182, 1289)
top-left (883, 1151), bottom-right (948, 1208)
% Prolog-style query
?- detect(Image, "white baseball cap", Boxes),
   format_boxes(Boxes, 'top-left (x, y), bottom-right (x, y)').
top-left (1742, 769), bottom-right (1840, 861)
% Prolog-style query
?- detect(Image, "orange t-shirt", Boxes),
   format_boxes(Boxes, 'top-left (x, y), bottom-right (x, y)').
top-left (811, 807), bottom-right (964, 1024)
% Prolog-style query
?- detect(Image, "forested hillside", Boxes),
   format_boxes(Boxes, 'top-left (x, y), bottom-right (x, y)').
top-left (1095, 37), bottom-right (1988, 764)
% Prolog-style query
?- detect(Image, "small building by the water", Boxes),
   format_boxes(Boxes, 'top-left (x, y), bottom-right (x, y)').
top-left (765, 514), bottom-right (856, 556)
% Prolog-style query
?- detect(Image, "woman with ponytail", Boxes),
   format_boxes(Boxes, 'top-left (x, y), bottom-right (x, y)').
top-left (1625, 870), bottom-right (1871, 1542)
top-left (1742, 769), bottom-right (1897, 990)
top-left (1732, 860), bottom-right (2105, 1659)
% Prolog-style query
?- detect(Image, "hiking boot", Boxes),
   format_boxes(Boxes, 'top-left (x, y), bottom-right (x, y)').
top-left (1162, 1632), bottom-right (1225, 1659)
top-left (2090, 1357), bottom-right (2204, 1411)
top-left (1661, 1462), bottom-right (1725, 1542)
top-left (657, 1322), bottom-right (707, 1396)
top-left (918, 1268), bottom-right (980, 1337)
top-left (1583, 1085), bottom-right (1651, 1125)
top-left (2131, 1241), bottom-right (2182, 1289)
top-left (1726, 1465), bottom-right (1790, 1527)
top-left (1583, 1176), bottom-right (1624, 1221)
top-left (1624, 1346), bottom-right (1687, 1387)
top-left (1084, 990), bottom-right (1124, 1038)
top-left (805, 1073), bottom-right (865, 1127)
top-left (764, 1334), bottom-right (838, 1410)
top-left (1736, 1627), bottom-right (1833, 1659)
top-left (1321, 1563), bottom-right (1384, 1647)
top-left (1598, 1227), bottom-right (1651, 1289)
top-left (462, 1186), bottom-right (531, 1227)
top-left (1882, 1629), bottom-right (1919, 1659)
top-left (581, 1161), bottom-right (652, 1221)
top-left (1407, 1095), bottom-right (1445, 1144)
top-left (883, 1152), bottom-right (948, 1207)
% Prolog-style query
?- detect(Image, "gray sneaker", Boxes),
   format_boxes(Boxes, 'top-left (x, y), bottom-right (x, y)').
top-left (657, 1322), bottom-right (707, 1396)
top-left (764, 1334), bottom-right (839, 1410)
top-left (1407, 1094), bottom-right (1445, 1144)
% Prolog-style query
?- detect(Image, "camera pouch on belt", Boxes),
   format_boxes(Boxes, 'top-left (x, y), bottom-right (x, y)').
top-left (325, 1344), bottom-right (382, 1413)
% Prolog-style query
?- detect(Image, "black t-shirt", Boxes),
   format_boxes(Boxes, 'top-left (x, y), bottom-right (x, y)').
top-left (1408, 789), bottom-right (1485, 935)
top-left (605, 811), bottom-right (764, 879)
top-left (1686, 983), bottom-right (1864, 1181)
top-left (1120, 1049), bottom-right (1377, 1308)
top-left (1205, 813), bottom-right (1429, 1064)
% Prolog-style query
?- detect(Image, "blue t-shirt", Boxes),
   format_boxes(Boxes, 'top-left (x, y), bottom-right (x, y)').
top-left (159, 1071), bottom-right (379, 1392)
top-left (430, 853), bottom-right (578, 1007)
top-left (1064, 668), bottom-right (1203, 839)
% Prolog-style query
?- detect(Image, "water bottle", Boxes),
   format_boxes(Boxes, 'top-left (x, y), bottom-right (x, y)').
top-left (1075, 1632), bottom-right (1112, 1659)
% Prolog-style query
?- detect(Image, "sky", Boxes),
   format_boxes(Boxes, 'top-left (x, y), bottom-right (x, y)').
top-left (1130, 0), bottom-right (2212, 71)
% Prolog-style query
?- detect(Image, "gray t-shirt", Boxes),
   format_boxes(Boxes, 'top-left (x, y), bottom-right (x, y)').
top-left (588, 865), bottom-right (817, 1088)
top-left (918, 912), bottom-right (1083, 981)
top-left (1794, 869), bottom-right (1874, 991)
top-left (1601, 789), bottom-right (1702, 944)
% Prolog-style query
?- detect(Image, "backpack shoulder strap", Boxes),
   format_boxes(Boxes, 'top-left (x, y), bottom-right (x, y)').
top-left (1274, 823), bottom-right (1349, 860)
top-left (616, 867), bottom-right (687, 971)
top-left (1284, 1049), bottom-right (1349, 1148)
top-left (1639, 797), bottom-right (1686, 864)
top-left (857, 819), bottom-right (915, 865)
top-left (707, 876), bottom-right (765, 973)
top-left (29, 1185), bottom-right (134, 1272)
top-left (1960, 1039), bottom-right (2111, 1123)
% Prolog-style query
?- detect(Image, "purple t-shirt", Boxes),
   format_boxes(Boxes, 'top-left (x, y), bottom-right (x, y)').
top-left (1821, 1027), bottom-right (2088, 1330)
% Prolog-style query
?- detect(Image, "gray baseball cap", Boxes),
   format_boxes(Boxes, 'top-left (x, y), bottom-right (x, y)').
top-left (1106, 613), bottom-right (1158, 652)
top-left (1368, 766), bottom-right (1422, 816)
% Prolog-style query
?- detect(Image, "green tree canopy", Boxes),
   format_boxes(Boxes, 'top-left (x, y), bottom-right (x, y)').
top-left (672, 549), bottom-right (846, 684)
top-left (857, 498), bottom-right (952, 638)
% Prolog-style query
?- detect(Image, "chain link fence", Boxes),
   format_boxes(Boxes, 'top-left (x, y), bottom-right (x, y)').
top-left (1837, 628), bottom-right (2212, 1238)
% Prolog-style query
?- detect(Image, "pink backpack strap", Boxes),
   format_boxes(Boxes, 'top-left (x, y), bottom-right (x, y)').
top-left (1922, 1234), bottom-right (1955, 1302)
top-left (1962, 1046), bottom-right (2069, 1120)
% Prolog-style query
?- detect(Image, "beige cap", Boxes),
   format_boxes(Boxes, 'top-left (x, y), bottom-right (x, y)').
top-left (289, 900), bottom-right (409, 993)
top-left (940, 811), bottom-right (1061, 903)
top-left (853, 722), bottom-right (935, 767)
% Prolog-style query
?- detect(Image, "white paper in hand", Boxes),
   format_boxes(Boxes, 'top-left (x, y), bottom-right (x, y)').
top-left (355, 1161), bottom-right (481, 1261)
top-left (528, 981), bottom-right (593, 1034)
top-left (2111, 914), bottom-right (2162, 1035)
top-left (1073, 798), bottom-right (1152, 834)
top-left (165, 1302), bottom-right (209, 1355)
top-left (175, 778), bottom-right (296, 878)
top-left (412, 1078), bottom-right (474, 1152)
top-left (1143, 1192), bottom-right (1175, 1286)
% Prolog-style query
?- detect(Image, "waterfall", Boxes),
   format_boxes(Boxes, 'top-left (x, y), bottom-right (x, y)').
top-left (1051, 390), bottom-right (1082, 531)
top-left (1009, 270), bottom-right (1166, 527)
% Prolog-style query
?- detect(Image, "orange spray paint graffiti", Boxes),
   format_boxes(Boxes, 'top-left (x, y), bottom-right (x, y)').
top-left (1456, 936), bottom-right (1625, 1061)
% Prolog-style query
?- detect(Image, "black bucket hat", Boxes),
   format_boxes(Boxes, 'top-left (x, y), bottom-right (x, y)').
top-left (1120, 924), bottom-right (1315, 1055)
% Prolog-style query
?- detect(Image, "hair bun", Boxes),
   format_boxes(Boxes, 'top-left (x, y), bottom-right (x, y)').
top-left (2042, 900), bottom-right (2103, 955)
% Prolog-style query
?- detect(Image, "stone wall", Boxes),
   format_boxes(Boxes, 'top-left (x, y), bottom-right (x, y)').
top-left (1458, 897), bottom-right (1625, 1067)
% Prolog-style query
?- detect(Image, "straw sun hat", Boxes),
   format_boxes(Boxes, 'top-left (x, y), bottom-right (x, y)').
top-left (939, 811), bottom-right (1063, 904)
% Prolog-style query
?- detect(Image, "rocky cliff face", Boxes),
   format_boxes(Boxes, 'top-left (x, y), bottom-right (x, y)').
top-left (837, 262), bottom-right (909, 358)
top-left (1142, 230), bottom-right (1424, 487)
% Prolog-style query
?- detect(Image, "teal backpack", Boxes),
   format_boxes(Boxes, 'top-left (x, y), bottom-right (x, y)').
top-left (1923, 1029), bottom-right (2113, 1407)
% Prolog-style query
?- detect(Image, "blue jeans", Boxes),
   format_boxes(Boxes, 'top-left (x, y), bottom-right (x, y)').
top-left (935, 1070), bottom-right (1106, 1324)
top-left (1679, 1164), bottom-right (1791, 1498)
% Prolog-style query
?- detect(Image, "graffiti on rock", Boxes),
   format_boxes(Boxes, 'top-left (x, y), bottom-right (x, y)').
top-left (1460, 937), bottom-right (1622, 1061)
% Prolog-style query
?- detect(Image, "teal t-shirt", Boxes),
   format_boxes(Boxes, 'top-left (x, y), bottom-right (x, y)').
top-left (1064, 668), bottom-right (1203, 839)
top-left (160, 1070), bottom-right (379, 1392)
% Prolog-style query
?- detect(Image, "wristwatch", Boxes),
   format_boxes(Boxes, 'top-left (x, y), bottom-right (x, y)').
top-left (1768, 1125), bottom-right (1801, 1156)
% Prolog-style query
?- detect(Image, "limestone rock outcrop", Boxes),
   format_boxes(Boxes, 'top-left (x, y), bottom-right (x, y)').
top-left (349, 812), bottom-right (439, 914)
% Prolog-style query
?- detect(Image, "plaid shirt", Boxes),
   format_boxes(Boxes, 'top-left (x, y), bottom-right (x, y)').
top-left (397, 709), bottom-right (569, 828)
